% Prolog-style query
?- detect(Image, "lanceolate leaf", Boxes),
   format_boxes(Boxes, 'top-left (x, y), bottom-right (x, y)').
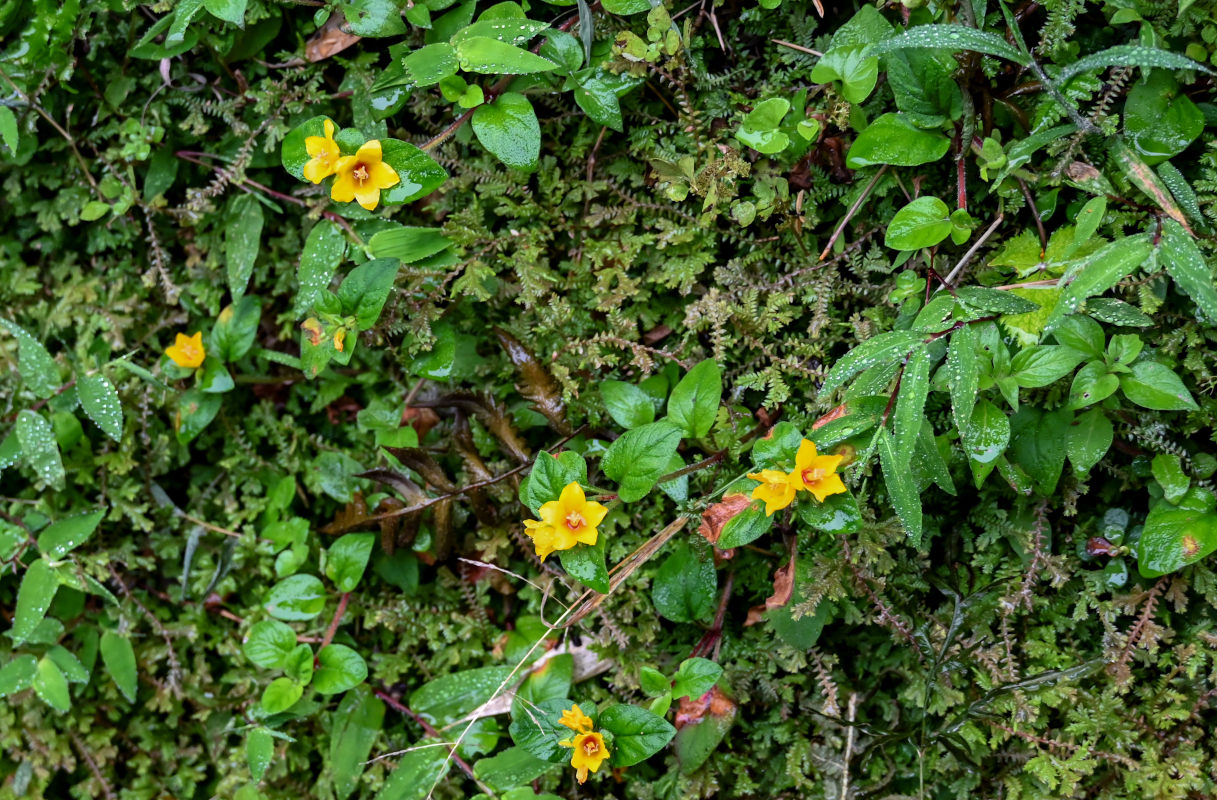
top-left (893, 345), bottom-right (931, 464)
top-left (878, 427), bottom-right (923, 546)
top-left (819, 330), bottom-right (924, 399)
top-left (866, 24), bottom-right (1028, 64)
top-left (1159, 219), bottom-right (1217, 322)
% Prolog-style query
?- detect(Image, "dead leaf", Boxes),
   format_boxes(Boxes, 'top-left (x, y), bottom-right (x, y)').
top-left (744, 548), bottom-right (796, 626)
top-left (402, 405), bottom-right (440, 439)
top-left (697, 494), bottom-right (750, 545)
top-left (675, 685), bottom-right (737, 728)
top-left (414, 393), bottom-right (531, 464)
top-left (495, 327), bottom-right (571, 435)
top-left (306, 14), bottom-right (362, 62)
top-left (812, 403), bottom-right (848, 430)
top-left (384, 447), bottom-right (458, 493)
top-left (320, 493), bottom-right (371, 535)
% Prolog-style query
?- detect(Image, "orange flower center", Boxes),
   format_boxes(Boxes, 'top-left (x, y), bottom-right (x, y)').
top-left (352, 164), bottom-right (369, 184)
top-left (802, 467), bottom-right (825, 485)
top-left (565, 511), bottom-right (586, 531)
top-left (582, 737), bottom-right (600, 756)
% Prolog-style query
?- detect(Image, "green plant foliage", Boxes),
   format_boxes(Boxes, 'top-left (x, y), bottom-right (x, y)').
top-left (6, 0), bottom-right (1217, 798)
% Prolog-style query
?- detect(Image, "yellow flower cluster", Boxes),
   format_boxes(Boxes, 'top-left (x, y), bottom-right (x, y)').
top-left (522, 482), bottom-right (608, 561)
top-left (748, 439), bottom-right (846, 516)
top-left (302, 119), bottom-right (399, 211)
top-left (557, 705), bottom-right (610, 784)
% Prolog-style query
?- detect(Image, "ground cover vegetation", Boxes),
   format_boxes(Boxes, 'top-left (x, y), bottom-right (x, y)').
top-left (3, 0), bottom-right (1217, 797)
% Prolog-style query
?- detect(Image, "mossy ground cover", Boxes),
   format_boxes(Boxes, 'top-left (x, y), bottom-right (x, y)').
top-left (4, 0), bottom-right (1217, 798)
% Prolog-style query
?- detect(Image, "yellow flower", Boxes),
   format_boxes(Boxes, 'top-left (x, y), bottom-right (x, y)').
top-left (303, 119), bottom-right (340, 184)
top-left (558, 704), bottom-right (594, 734)
top-left (333, 328), bottom-right (346, 352)
top-left (790, 439), bottom-right (846, 503)
top-left (330, 139), bottom-right (400, 210)
top-left (165, 332), bottom-right (205, 369)
top-left (559, 730), bottom-right (610, 784)
top-left (747, 469), bottom-right (797, 516)
top-left (524, 482), bottom-right (608, 561)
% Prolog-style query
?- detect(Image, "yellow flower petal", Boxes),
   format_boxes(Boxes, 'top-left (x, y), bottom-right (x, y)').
top-left (569, 732), bottom-right (609, 784)
top-left (369, 160), bottom-right (400, 190)
top-left (558, 705), bottom-right (594, 734)
top-left (355, 139), bottom-right (383, 164)
top-left (748, 469), bottom-right (796, 516)
top-left (165, 331), bottom-right (206, 369)
top-left (353, 187), bottom-right (381, 211)
top-left (302, 156), bottom-right (333, 184)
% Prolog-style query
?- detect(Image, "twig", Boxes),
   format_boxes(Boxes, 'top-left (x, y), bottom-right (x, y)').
top-left (772, 38), bottom-right (823, 57)
top-left (1017, 177), bottom-right (1047, 252)
top-left (819, 166), bottom-right (887, 261)
top-left (70, 731), bottom-right (116, 800)
top-left (841, 692), bottom-right (857, 800)
top-left (317, 592), bottom-right (350, 655)
top-left (942, 213), bottom-right (1004, 288)
top-left (374, 688), bottom-right (498, 798)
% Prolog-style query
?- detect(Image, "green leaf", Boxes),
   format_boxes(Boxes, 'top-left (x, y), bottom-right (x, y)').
top-left (886, 196), bottom-right (953, 251)
top-left (639, 666), bottom-right (670, 697)
top-left (409, 665), bottom-right (514, 725)
top-left (1046, 235), bottom-right (1154, 334)
top-left (455, 36), bottom-right (557, 74)
top-left (1123, 72), bottom-right (1203, 165)
top-left (12, 557), bottom-right (58, 646)
top-left (946, 323), bottom-right (979, 436)
top-left (956, 287), bottom-right (1041, 315)
top-left (819, 330), bottom-right (924, 398)
top-left (1084, 297), bottom-right (1153, 327)
top-left (46, 646), bottom-right (87, 684)
top-left (80, 201), bottom-right (110, 221)
top-left (1052, 315), bottom-right (1105, 359)
top-left (598, 704), bottom-right (676, 767)
top-left (671, 658), bottom-right (722, 700)
top-left (246, 728), bottom-right (274, 782)
top-left (962, 399), bottom-right (1010, 465)
top-left (1152, 454), bottom-right (1191, 504)
top-left (401, 43), bottom-right (459, 86)
top-left (1160, 219), bottom-right (1217, 322)
top-left (338, 258), bottom-right (399, 330)
top-left (651, 541), bottom-right (715, 624)
top-left (600, 0), bottom-right (649, 12)
top-left (1057, 44), bottom-right (1213, 83)
top-left (884, 48), bottom-right (963, 127)
top-left (557, 537), bottom-right (609, 593)
top-left (601, 381), bottom-right (655, 429)
top-left (281, 115), bottom-right (335, 181)
top-left (878, 427), bottom-right (922, 546)
top-left (893, 346), bottom-right (930, 463)
top-left (225, 190), bottom-right (263, 299)
top-left (471, 92), bottom-right (541, 172)
top-left (797, 489), bottom-right (863, 533)
top-left (99, 631), bottom-right (138, 702)
top-left (1068, 361), bottom-right (1118, 410)
top-left (1, 320), bottom-right (59, 399)
top-left (716, 503), bottom-right (772, 548)
top-left (1120, 361), bottom-right (1198, 411)
top-left (846, 113), bottom-right (951, 168)
top-left (866, 24), bottom-right (1028, 64)
top-left (262, 677), bottom-right (304, 713)
top-left (572, 75), bottom-right (624, 131)
top-left (297, 220), bottom-right (347, 315)
top-left (601, 420), bottom-right (683, 502)
top-left (212, 296), bottom-right (262, 363)
top-left (325, 533), bottom-right (375, 592)
top-left (751, 421), bottom-right (803, 469)
top-left (314, 644), bottom-right (369, 694)
top-left (0, 655), bottom-right (38, 698)
top-left (368, 227), bottom-right (452, 263)
top-left (667, 359), bottom-right (721, 438)
top-left (176, 388), bottom-right (223, 445)
top-left (77, 373), bottom-right (123, 441)
top-left (1009, 407), bottom-right (1069, 495)
top-left (374, 738), bottom-right (450, 800)
top-left (811, 47), bottom-right (878, 104)
top-left (263, 574), bottom-right (327, 621)
top-left (1136, 505), bottom-right (1217, 578)
top-left (341, 0), bottom-right (409, 36)
top-left (329, 687), bottom-right (385, 800)
top-left (1066, 408), bottom-right (1112, 475)
top-left (0, 105), bottom-right (17, 154)
top-left (243, 619), bottom-right (299, 669)
top-left (33, 656), bottom-right (70, 713)
top-left (197, 357), bottom-right (235, 394)
top-left (1010, 346), bottom-right (1086, 388)
top-left (37, 510), bottom-right (104, 559)
top-left (379, 139), bottom-right (449, 205)
top-left (523, 451), bottom-right (586, 513)
top-left (474, 747), bottom-right (558, 793)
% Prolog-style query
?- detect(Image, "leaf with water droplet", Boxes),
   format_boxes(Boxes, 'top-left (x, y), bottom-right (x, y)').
top-left (77, 373), bottom-right (123, 441)
top-left (866, 24), bottom-right (1029, 65)
top-left (15, 409), bottom-right (65, 490)
top-left (12, 558), bottom-right (59, 646)
top-left (819, 330), bottom-right (923, 399)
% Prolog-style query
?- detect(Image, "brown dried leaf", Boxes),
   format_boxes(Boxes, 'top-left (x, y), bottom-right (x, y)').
top-left (744, 549), bottom-right (796, 626)
top-left (320, 492), bottom-right (372, 535)
top-left (674, 685), bottom-right (737, 728)
top-left (495, 327), bottom-right (571, 435)
top-left (453, 411), bottom-right (497, 525)
top-left (415, 393), bottom-right (531, 464)
top-left (432, 497), bottom-right (453, 560)
top-left (306, 14), bottom-right (362, 62)
top-left (402, 406), bottom-right (440, 439)
top-left (812, 403), bottom-right (848, 430)
top-left (697, 494), bottom-right (751, 546)
top-left (384, 447), bottom-right (458, 493)
top-left (360, 467), bottom-right (427, 504)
